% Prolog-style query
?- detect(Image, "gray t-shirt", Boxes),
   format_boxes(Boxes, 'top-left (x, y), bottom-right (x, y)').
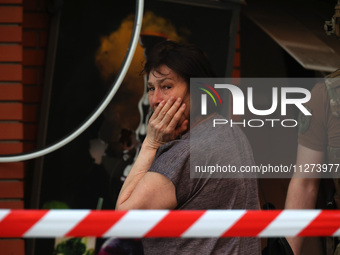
top-left (142, 116), bottom-right (260, 255)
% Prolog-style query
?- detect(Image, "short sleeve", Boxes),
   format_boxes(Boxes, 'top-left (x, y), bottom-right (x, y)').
top-left (298, 83), bottom-right (329, 151)
top-left (148, 139), bottom-right (192, 206)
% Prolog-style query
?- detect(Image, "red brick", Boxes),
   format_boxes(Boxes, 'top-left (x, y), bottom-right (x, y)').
top-left (23, 30), bottom-right (37, 47)
top-left (23, 123), bottom-right (37, 140)
top-left (0, 142), bottom-right (35, 154)
top-left (22, 67), bottom-right (37, 84)
top-left (0, 0), bottom-right (22, 3)
top-left (23, 85), bottom-right (42, 102)
top-left (0, 45), bottom-right (22, 62)
top-left (0, 64), bottom-right (22, 81)
top-left (23, 0), bottom-right (37, 11)
top-left (23, 49), bottom-right (45, 66)
top-left (0, 26), bottom-right (22, 42)
top-left (0, 84), bottom-right (23, 101)
top-left (23, 13), bottom-right (49, 29)
top-left (0, 200), bottom-right (24, 209)
top-left (0, 142), bottom-right (23, 154)
top-left (22, 68), bottom-right (43, 85)
top-left (0, 103), bottom-right (37, 123)
top-left (0, 239), bottom-right (25, 255)
top-left (0, 162), bottom-right (25, 179)
top-left (23, 104), bottom-right (37, 122)
top-left (0, 181), bottom-right (24, 198)
top-left (0, 103), bottom-right (23, 120)
top-left (23, 141), bottom-right (35, 151)
top-left (0, 123), bottom-right (37, 140)
top-left (23, 0), bottom-right (47, 11)
top-left (0, 123), bottom-right (23, 140)
top-left (0, 7), bottom-right (23, 23)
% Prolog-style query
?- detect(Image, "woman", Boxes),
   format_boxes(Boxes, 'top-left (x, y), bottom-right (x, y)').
top-left (116, 41), bottom-right (260, 254)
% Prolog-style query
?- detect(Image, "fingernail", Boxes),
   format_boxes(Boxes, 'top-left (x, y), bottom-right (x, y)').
top-left (177, 97), bottom-right (182, 102)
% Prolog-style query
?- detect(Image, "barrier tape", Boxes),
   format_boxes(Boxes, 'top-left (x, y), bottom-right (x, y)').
top-left (1, 209), bottom-right (340, 238)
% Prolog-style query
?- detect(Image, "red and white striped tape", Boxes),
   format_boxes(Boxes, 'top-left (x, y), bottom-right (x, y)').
top-left (1, 209), bottom-right (340, 238)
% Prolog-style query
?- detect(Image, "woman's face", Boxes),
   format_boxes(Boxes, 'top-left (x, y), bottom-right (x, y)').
top-left (147, 65), bottom-right (190, 124)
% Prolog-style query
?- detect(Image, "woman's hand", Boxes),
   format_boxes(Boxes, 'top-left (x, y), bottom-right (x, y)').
top-left (116, 97), bottom-right (184, 210)
top-left (145, 97), bottom-right (188, 149)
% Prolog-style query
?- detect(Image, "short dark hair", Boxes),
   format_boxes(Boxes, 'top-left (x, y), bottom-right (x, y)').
top-left (143, 40), bottom-right (216, 84)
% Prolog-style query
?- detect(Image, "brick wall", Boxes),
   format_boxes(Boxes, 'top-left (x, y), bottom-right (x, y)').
top-left (0, 0), bottom-right (49, 254)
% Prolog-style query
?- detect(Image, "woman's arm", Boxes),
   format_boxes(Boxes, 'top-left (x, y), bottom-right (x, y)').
top-left (115, 97), bottom-right (188, 210)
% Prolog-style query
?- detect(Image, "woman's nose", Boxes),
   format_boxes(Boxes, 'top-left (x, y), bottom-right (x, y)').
top-left (151, 89), bottom-right (163, 108)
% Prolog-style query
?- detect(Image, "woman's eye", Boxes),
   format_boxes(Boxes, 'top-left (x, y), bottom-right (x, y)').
top-left (147, 87), bottom-right (155, 92)
top-left (163, 86), bottom-right (171, 90)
